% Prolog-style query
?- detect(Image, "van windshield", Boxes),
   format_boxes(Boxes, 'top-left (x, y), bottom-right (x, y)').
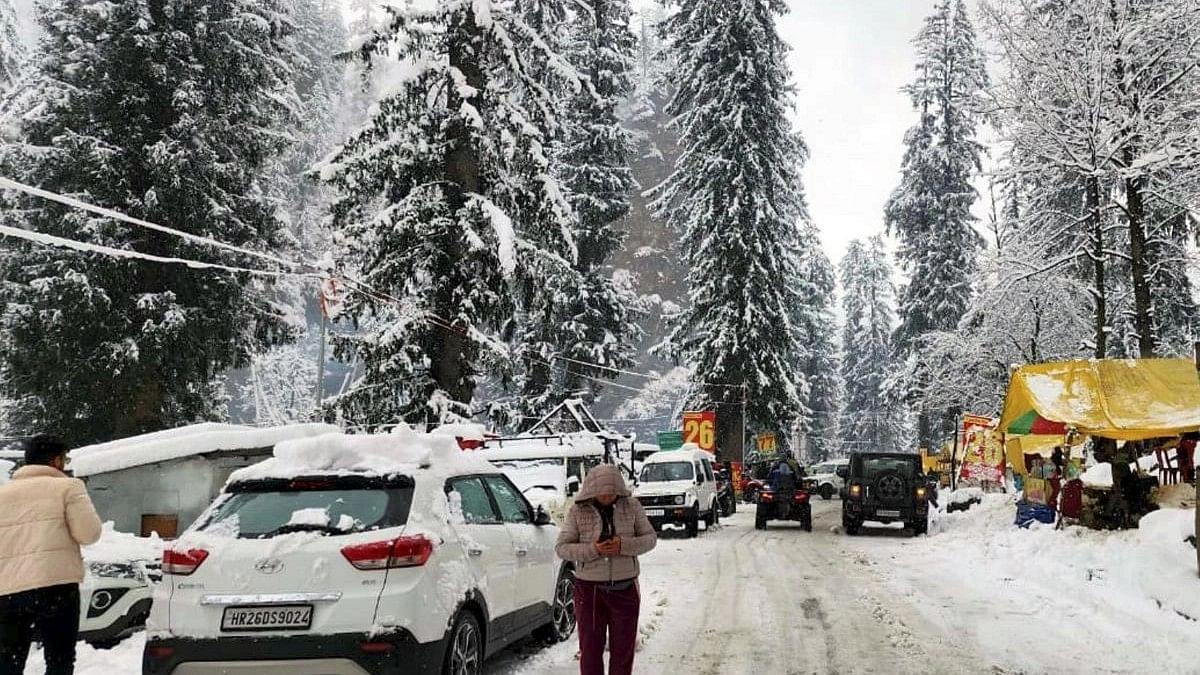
top-left (640, 462), bottom-right (694, 483)
top-left (198, 476), bottom-right (414, 539)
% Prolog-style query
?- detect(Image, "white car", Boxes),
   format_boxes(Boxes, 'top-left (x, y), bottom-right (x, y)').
top-left (805, 458), bottom-right (850, 500)
top-left (633, 448), bottom-right (720, 537)
top-left (143, 431), bottom-right (575, 675)
top-left (79, 560), bottom-right (158, 648)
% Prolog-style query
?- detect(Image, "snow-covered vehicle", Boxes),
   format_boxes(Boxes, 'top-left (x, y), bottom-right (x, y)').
top-left (841, 452), bottom-right (930, 536)
top-left (804, 458), bottom-right (849, 501)
top-left (79, 560), bottom-right (159, 648)
top-left (143, 429), bottom-right (575, 675)
top-left (474, 435), bottom-right (606, 525)
top-left (634, 448), bottom-right (720, 537)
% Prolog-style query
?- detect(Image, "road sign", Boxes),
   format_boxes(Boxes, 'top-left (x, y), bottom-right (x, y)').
top-left (756, 432), bottom-right (777, 454)
top-left (657, 431), bottom-right (684, 450)
top-left (682, 411), bottom-right (716, 452)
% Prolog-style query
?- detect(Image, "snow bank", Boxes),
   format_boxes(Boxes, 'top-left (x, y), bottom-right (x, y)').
top-left (947, 487), bottom-right (984, 505)
top-left (228, 426), bottom-right (494, 483)
top-left (70, 423), bottom-right (341, 477)
top-left (1081, 461), bottom-right (1113, 487)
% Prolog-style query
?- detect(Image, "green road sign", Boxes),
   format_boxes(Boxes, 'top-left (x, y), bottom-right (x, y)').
top-left (657, 431), bottom-right (684, 450)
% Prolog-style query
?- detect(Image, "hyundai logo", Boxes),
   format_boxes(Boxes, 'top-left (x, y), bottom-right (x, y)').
top-left (255, 558), bottom-right (284, 575)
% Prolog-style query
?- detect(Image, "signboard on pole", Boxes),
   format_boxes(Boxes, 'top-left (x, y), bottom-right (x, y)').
top-left (756, 432), bottom-right (777, 454)
top-left (959, 415), bottom-right (1005, 484)
top-left (682, 411), bottom-right (717, 452)
top-left (657, 431), bottom-right (684, 450)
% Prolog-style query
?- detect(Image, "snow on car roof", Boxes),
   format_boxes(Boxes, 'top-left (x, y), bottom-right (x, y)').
top-left (474, 434), bottom-right (606, 461)
top-left (227, 425), bottom-right (495, 484)
top-left (70, 422), bottom-right (341, 477)
top-left (641, 445), bottom-right (714, 463)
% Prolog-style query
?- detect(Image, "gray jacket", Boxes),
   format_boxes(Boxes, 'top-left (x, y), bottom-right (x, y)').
top-left (555, 464), bottom-right (657, 582)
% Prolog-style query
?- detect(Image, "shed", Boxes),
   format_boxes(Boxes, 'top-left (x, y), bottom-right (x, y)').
top-left (71, 422), bottom-right (339, 538)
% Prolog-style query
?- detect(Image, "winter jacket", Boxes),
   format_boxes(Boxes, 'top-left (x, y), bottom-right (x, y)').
top-left (0, 465), bottom-right (103, 597)
top-left (556, 464), bottom-right (657, 583)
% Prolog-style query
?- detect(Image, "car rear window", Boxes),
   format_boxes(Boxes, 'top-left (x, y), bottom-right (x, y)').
top-left (197, 476), bottom-right (414, 539)
top-left (862, 457), bottom-right (917, 479)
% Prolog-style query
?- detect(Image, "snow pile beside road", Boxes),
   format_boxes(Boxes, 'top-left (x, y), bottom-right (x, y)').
top-left (947, 487), bottom-right (984, 505)
top-left (229, 426), bottom-right (494, 483)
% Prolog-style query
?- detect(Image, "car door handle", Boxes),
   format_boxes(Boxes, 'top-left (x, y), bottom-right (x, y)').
top-left (468, 548), bottom-right (484, 557)
top-left (515, 548), bottom-right (528, 557)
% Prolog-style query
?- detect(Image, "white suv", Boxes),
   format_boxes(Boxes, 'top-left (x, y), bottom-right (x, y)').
top-left (142, 431), bottom-right (575, 675)
top-left (633, 448), bottom-right (720, 537)
top-left (806, 458), bottom-right (850, 500)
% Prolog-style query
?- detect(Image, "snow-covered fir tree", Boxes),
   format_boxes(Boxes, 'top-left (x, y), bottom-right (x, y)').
top-left (796, 223), bottom-right (841, 461)
top-left (0, 0), bottom-right (19, 91)
top-left (840, 237), bottom-right (909, 454)
top-left (515, 0), bottom-right (641, 416)
top-left (323, 0), bottom-right (582, 429)
top-left (652, 0), bottom-right (813, 455)
top-left (0, 0), bottom-right (304, 444)
top-left (884, 0), bottom-right (987, 445)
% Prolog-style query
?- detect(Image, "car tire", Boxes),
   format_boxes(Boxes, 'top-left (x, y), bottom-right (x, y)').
top-left (534, 567), bottom-right (576, 645)
top-left (755, 513), bottom-right (767, 530)
top-left (711, 501), bottom-right (720, 527)
top-left (820, 484), bottom-right (834, 501)
top-left (729, 498), bottom-right (737, 515)
top-left (443, 611), bottom-right (483, 675)
top-left (686, 510), bottom-right (700, 538)
top-left (912, 518), bottom-right (929, 537)
top-left (842, 516), bottom-right (860, 536)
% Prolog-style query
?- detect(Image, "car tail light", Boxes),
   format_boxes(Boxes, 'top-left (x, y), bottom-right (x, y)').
top-left (146, 645), bottom-right (175, 659)
top-left (162, 548), bottom-right (209, 576)
top-left (359, 642), bottom-right (396, 654)
top-left (759, 491), bottom-right (775, 502)
top-left (342, 536), bottom-right (434, 570)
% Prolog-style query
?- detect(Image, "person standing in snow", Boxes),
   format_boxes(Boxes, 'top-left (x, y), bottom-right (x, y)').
top-left (556, 464), bottom-right (657, 675)
top-left (0, 436), bottom-right (103, 675)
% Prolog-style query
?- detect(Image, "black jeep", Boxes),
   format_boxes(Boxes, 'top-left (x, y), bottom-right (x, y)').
top-left (839, 452), bottom-right (929, 536)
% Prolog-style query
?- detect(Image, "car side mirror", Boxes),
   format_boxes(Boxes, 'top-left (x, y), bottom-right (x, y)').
top-left (534, 506), bottom-right (553, 527)
top-left (836, 467), bottom-right (849, 479)
top-left (566, 476), bottom-right (580, 497)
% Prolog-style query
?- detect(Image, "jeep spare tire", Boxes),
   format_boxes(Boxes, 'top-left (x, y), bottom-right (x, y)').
top-left (874, 471), bottom-right (906, 505)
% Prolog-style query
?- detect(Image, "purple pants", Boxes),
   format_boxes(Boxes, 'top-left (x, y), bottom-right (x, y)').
top-left (574, 578), bottom-right (641, 675)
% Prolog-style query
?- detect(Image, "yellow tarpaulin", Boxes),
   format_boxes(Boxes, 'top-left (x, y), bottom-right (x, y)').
top-left (999, 358), bottom-right (1200, 442)
top-left (1005, 435), bottom-right (1075, 476)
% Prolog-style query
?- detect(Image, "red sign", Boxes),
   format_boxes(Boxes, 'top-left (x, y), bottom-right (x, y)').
top-left (682, 410), bottom-right (716, 452)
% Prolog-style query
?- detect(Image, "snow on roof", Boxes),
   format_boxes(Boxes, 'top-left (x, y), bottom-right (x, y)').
top-left (70, 423), bottom-right (341, 477)
top-left (430, 422), bottom-right (490, 442)
top-left (475, 433), bottom-right (606, 461)
top-left (228, 425), bottom-right (494, 484)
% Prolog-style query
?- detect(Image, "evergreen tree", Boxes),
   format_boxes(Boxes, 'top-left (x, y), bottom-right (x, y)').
top-left (796, 223), bottom-right (841, 461)
top-left (323, 0), bottom-right (581, 429)
top-left (0, 0), bottom-right (19, 91)
top-left (514, 0), bottom-right (642, 417)
top-left (840, 237), bottom-right (908, 453)
top-left (652, 0), bottom-right (812, 456)
top-left (884, 0), bottom-right (987, 446)
top-left (0, 0), bottom-right (303, 444)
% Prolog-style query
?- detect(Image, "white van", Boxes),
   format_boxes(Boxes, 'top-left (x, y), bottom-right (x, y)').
top-left (633, 447), bottom-right (720, 537)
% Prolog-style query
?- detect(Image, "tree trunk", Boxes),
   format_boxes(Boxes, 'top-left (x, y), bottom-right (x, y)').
top-left (434, 8), bottom-right (486, 410)
top-left (1086, 175), bottom-right (1107, 359)
top-left (1122, 157), bottom-right (1157, 357)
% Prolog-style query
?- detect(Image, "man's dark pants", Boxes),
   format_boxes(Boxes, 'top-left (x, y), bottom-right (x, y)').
top-left (575, 578), bottom-right (640, 675)
top-left (0, 584), bottom-right (80, 675)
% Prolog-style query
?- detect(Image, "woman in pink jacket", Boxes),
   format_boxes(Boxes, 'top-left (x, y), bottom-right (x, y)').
top-left (555, 464), bottom-right (657, 675)
top-left (0, 436), bottom-right (103, 675)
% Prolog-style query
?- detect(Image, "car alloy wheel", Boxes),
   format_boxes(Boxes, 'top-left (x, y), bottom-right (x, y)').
top-left (552, 574), bottom-right (577, 640)
top-left (446, 613), bottom-right (482, 675)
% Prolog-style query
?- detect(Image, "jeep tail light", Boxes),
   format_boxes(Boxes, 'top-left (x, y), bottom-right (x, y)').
top-left (342, 536), bottom-right (434, 570)
top-left (793, 492), bottom-right (808, 502)
top-left (162, 548), bottom-right (209, 576)
top-left (849, 484), bottom-right (862, 499)
top-left (759, 491), bottom-right (774, 502)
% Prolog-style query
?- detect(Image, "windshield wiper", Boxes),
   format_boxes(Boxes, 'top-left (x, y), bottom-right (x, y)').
top-left (259, 523), bottom-right (349, 538)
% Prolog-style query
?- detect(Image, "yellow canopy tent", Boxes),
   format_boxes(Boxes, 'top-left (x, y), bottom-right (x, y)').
top-left (999, 358), bottom-right (1200, 442)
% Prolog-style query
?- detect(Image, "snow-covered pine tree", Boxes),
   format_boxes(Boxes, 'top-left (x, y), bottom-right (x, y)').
top-left (840, 237), bottom-right (908, 454)
top-left (0, 0), bottom-right (19, 91)
top-left (651, 0), bottom-right (812, 457)
top-left (0, 0), bottom-right (303, 444)
top-left (323, 1), bottom-right (581, 429)
top-left (516, 0), bottom-right (642, 415)
top-left (885, 0), bottom-right (987, 446)
top-left (796, 223), bottom-right (841, 461)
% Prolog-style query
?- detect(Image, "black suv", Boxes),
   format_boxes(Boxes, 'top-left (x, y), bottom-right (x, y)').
top-left (839, 452), bottom-right (929, 536)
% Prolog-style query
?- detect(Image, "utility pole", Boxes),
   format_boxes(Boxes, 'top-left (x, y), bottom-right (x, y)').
top-left (314, 312), bottom-right (327, 410)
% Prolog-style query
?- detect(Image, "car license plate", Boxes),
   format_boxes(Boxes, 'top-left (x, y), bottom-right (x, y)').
top-left (646, 509), bottom-right (665, 517)
top-left (221, 605), bottom-right (313, 632)
top-left (877, 509), bottom-right (901, 518)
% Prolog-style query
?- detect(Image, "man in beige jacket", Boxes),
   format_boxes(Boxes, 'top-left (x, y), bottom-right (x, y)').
top-left (0, 436), bottom-right (103, 675)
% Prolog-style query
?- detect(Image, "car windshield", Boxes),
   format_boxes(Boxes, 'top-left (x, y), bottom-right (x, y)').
top-left (640, 461), bottom-right (694, 482)
top-left (862, 457), bottom-right (917, 480)
top-left (197, 476), bottom-right (414, 539)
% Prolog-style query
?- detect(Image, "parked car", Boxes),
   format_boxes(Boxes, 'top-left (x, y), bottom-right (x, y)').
top-left (475, 435), bottom-right (606, 526)
top-left (804, 458), bottom-right (850, 501)
top-left (143, 435), bottom-right (575, 675)
top-left (80, 559), bottom-right (159, 649)
top-left (633, 448), bottom-right (720, 537)
top-left (839, 452), bottom-right (930, 536)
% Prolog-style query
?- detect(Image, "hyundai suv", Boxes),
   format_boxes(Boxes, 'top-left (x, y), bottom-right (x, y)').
top-left (840, 452), bottom-right (929, 536)
top-left (142, 432), bottom-right (575, 675)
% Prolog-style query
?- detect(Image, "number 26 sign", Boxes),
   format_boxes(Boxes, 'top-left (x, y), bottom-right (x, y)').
top-left (682, 411), bottom-right (717, 452)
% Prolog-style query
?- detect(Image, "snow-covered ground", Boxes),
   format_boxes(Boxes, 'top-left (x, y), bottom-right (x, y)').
top-left (21, 498), bottom-right (1200, 674)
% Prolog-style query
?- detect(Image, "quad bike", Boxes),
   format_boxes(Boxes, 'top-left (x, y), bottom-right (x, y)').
top-left (754, 487), bottom-right (813, 531)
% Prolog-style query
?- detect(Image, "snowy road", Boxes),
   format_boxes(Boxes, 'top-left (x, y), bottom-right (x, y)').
top-left (27, 499), bottom-right (1200, 675)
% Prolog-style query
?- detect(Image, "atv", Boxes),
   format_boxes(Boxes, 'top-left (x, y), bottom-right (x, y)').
top-left (754, 486), bottom-right (813, 531)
